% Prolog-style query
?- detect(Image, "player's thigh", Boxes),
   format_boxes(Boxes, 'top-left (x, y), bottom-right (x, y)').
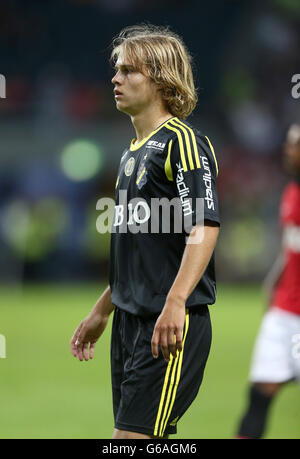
top-left (110, 307), bottom-right (125, 421)
top-left (114, 306), bottom-right (211, 438)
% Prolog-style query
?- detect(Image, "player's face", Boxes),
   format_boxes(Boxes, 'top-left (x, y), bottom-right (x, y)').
top-left (112, 52), bottom-right (159, 116)
top-left (284, 138), bottom-right (300, 175)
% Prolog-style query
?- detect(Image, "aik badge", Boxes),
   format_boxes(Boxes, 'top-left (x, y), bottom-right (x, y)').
top-left (136, 154), bottom-right (148, 189)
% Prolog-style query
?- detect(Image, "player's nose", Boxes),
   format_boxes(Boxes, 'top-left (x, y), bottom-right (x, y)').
top-left (112, 70), bottom-right (121, 85)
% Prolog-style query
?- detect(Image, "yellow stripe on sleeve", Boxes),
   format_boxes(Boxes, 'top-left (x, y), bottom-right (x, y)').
top-left (174, 118), bottom-right (201, 169)
top-left (205, 136), bottom-right (219, 177)
top-left (165, 123), bottom-right (188, 172)
top-left (164, 140), bottom-right (173, 181)
top-left (170, 119), bottom-right (195, 171)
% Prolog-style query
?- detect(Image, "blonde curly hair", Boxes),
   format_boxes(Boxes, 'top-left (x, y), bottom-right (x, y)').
top-left (110, 24), bottom-right (198, 120)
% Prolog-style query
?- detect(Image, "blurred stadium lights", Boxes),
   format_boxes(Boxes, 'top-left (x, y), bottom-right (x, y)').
top-left (256, 14), bottom-right (296, 53)
top-left (220, 68), bottom-right (257, 106)
top-left (272, 0), bottom-right (300, 15)
top-left (216, 213), bottom-right (282, 282)
top-left (60, 139), bottom-right (104, 182)
top-left (219, 217), bottom-right (266, 271)
top-left (228, 100), bottom-right (280, 155)
top-left (82, 200), bottom-right (113, 262)
top-left (0, 197), bottom-right (69, 261)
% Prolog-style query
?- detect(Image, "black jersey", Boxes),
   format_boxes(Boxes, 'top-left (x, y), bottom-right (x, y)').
top-left (109, 117), bottom-right (220, 317)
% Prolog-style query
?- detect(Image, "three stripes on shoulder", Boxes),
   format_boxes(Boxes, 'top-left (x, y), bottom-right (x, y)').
top-left (164, 118), bottom-right (218, 181)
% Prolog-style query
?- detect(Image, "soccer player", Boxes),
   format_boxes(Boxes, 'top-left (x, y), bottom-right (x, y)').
top-left (70, 24), bottom-right (220, 439)
top-left (236, 124), bottom-right (300, 439)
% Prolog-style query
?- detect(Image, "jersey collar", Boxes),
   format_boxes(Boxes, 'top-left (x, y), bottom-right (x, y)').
top-left (130, 117), bottom-right (176, 152)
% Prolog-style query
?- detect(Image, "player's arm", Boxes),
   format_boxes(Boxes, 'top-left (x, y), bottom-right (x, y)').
top-left (152, 130), bottom-right (220, 362)
top-left (168, 221), bottom-right (219, 302)
top-left (151, 222), bottom-right (219, 362)
top-left (70, 285), bottom-right (114, 362)
top-left (262, 237), bottom-right (286, 308)
top-left (262, 190), bottom-right (291, 308)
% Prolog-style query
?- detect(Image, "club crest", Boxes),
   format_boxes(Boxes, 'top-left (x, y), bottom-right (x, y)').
top-left (124, 157), bottom-right (135, 176)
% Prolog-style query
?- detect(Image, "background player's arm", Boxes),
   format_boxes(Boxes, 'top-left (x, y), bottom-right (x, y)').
top-left (70, 285), bottom-right (114, 361)
top-left (262, 208), bottom-right (292, 308)
top-left (262, 246), bottom-right (285, 308)
top-left (151, 221), bottom-right (219, 362)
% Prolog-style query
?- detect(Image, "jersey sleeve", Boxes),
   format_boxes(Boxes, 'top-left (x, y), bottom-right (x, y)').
top-left (280, 183), bottom-right (300, 227)
top-left (165, 131), bottom-right (220, 229)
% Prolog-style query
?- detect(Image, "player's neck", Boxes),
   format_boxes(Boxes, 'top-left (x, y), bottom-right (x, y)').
top-left (131, 107), bottom-right (173, 145)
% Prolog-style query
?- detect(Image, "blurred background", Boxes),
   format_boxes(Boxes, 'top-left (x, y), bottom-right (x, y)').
top-left (0, 0), bottom-right (299, 439)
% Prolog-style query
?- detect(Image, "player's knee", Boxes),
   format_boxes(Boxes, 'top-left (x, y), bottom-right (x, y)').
top-left (254, 381), bottom-right (283, 397)
top-left (150, 433), bottom-right (169, 440)
top-left (112, 428), bottom-right (151, 439)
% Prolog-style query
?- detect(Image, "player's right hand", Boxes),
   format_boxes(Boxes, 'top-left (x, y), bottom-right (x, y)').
top-left (70, 312), bottom-right (109, 362)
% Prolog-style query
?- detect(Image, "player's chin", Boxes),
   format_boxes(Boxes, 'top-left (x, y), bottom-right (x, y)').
top-left (115, 101), bottom-right (134, 115)
top-left (115, 100), bottom-right (125, 109)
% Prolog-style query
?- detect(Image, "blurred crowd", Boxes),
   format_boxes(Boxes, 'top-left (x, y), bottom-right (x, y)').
top-left (0, 0), bottom-right (300, 283)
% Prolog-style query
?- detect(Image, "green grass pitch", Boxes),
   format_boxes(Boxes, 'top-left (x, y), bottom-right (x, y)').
top-left (0, 283), bottom-right (299, 439)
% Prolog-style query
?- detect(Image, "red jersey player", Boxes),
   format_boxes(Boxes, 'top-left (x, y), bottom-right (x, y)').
top-left (236, 124), bottom-right (300, 439)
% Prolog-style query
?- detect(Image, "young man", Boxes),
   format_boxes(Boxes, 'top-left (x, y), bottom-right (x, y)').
top-left (70, 24), bottom-right (220, 439)
top-left (236, 124), bottom-right (300, 439)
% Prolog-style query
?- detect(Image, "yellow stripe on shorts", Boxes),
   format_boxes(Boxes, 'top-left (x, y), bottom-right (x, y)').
top-left (153, 309), bottom-right (190, 437)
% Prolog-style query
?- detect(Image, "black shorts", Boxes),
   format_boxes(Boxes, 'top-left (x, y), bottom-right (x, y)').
top-left (110, 305), bottom-right (212, 437)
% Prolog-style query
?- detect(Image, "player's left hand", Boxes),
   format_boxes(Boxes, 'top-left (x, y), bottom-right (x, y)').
top-left (151, 297), bottom-right (186, 362)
